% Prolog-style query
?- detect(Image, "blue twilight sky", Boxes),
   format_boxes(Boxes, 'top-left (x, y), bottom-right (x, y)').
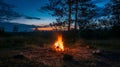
top-left (4, 0), bottom-right (109, 26)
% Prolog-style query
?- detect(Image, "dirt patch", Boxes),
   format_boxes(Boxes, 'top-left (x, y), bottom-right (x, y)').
top-left (21, 46), bottom-right (94, 67)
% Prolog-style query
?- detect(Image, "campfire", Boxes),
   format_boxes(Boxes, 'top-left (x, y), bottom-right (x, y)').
top-left (53, 34), bottom-right (64, 52)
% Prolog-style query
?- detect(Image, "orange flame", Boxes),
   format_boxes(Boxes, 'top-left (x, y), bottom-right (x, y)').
top-left (54, 35), bottom-right (64, 52)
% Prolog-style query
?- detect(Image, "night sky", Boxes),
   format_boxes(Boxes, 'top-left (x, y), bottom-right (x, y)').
top-left (4, 0), bottom-right (109, 26)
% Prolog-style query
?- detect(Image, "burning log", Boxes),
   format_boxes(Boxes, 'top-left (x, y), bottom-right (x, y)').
top-left (53, 34), bottom-right (64, 52)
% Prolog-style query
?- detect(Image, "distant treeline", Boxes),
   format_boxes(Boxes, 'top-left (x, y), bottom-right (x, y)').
top-left (79, 25), bottom-right (120, 39)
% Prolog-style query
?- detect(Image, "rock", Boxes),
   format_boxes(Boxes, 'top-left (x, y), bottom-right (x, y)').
top-left (96, 49), bottom-right (100, 53)
top-left (92, 49), bottom-right (101, 55)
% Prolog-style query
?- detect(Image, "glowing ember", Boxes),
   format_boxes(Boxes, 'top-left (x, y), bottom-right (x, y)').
top-left (54, 34), bottom-right (64, 52)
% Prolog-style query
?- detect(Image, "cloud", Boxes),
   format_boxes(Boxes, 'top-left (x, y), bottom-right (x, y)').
top-left (10, 16), bottom-right (53, 26)
top-left (24, 16), bottom-right (41, 20)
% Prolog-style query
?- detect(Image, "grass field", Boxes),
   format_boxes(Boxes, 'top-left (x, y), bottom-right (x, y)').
top-left (0, 32), bottom-right (120, 67)
top-left (84, 39), bottom-right (120, 51)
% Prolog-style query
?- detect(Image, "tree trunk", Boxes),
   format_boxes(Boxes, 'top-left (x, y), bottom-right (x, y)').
top-left (74, 0), bottom-right (78, 32)
top-left (68, 0), bottom-right (72, 31)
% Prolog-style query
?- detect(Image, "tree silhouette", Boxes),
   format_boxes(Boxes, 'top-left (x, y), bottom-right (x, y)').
top-left (41, 0), bottom-right (96, 31)
top-left (74, 0), bottom-right (78, 32)
top-left (103, 2), bottom-right (112, 16)
top-left (0, 26), bottom-right (4, 33)
top-left (110, 0), bottom-right (120, 36)
top-left (77, 0), bottom-right (96, 30)
top-left (0, 0), bottom-right (21, 22)
top-left (13, 25), bottom-right (18, 32)
top-left (111, 0), bottom-right (120, 25)
top-left (41, 0), bottom-right (74, 31)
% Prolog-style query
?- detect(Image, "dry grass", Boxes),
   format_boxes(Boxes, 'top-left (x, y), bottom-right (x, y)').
top-left (0, 32), bottom-right (120, 67)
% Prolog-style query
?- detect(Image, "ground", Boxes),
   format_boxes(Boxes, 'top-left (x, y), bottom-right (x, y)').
top-left (0, 32), bottom-right (120, 67)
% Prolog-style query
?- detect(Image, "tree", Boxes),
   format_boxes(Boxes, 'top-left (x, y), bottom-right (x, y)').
top-left (67, 0), bottom-right (73, 31)
top-left (41, 0), bottom-right (74, 31)
top-left (103, 2), bottom-right (112, 16)
top-left (41, 0), bottom-right (96, 31)
top-left (74, 0), bottom-right (78, 32)
top-left (13, 25), bottom-right (18, 32)
top-left (50, 19), bottom-right (67, 31)
top-left (77, 0), bottom-right (96, 30)
top-left (111, 0), bottom-right (120, 25)
top-left (110, 0), bottom-right (120, 36)
top-left (0, 26), bottom-right (4, 33)
top-left (0, 0), bottom-right (21, 22)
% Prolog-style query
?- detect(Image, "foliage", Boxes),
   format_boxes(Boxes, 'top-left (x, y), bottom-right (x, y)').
top-left (41, 0), bottom-right (96, 31)
top-left (77, 0), bottom-right (96, 30)
top-left (0, 0), bottom-right (21, 22)
top-left (111, 0), bottom-right (120, 25)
